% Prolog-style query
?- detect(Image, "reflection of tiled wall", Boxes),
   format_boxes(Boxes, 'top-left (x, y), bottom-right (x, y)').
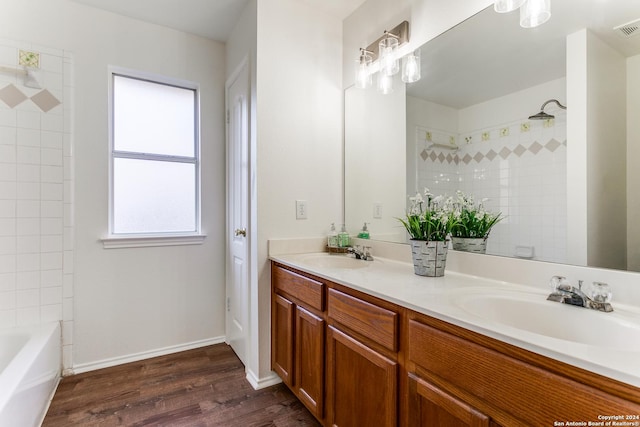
top-left (0, 38), bottom-right (74, 371)
top-left (416, 117), bottom-right (567, 264)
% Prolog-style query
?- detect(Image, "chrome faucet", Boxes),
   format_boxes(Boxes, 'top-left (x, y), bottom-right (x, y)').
top-left (546, 276), bottom-right (613, 312)
top-left (348, 245), bottom-right (374, 261)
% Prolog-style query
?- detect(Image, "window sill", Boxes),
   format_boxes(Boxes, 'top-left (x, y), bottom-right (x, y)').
top-left (102, 234), bottom-right (207, 249)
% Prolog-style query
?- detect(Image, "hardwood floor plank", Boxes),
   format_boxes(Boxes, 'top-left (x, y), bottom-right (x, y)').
top-left (43, 344), bottom-right (320, 427)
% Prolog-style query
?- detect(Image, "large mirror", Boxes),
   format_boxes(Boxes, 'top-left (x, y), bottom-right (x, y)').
top-left (345, 0), bottom-right (640, 272)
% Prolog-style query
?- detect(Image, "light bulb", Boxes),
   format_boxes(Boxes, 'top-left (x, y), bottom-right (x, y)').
top-left (354, 49), bottom-right (373, 89)
top-left (402, 50), bottom-right (421, 83)
top-left (520, 0), bottom-right (550, 28)
top-left (494, 0), bottom-right (526, 13)
top-left (379, 34), bottom-right (399, 76)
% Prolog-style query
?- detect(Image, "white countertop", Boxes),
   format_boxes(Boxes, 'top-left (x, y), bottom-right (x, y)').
top-left (271, 252), bottom-right (640, 388)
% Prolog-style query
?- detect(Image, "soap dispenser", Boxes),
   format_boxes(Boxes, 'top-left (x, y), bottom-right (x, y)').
top-left (357, 222), bottom-right (370, 239)
top-left (328, 223), bottom-right (339, 248)
top-left (338, 224), bottom-right (350, 248)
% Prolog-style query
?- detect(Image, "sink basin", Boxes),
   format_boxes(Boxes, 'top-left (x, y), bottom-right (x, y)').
top-left (298, 254), bottom-right (372, 270)
top-left (451, 290), bottom-right (640, 351)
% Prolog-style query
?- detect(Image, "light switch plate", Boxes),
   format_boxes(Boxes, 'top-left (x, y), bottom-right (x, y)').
top-left (296, 200), bottom-right (307, 219)
top-left (373, 202), bottom-right (383, 219)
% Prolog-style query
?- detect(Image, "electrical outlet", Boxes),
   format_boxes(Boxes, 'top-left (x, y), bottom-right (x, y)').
top-left (373, 202), bottom-right (383, 219)
top-left (296, 200), bottom-right (308, 219)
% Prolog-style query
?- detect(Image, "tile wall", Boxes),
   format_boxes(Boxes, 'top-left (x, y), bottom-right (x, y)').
top-left (0, 38), bottom-right (74, 371)
top-left (415, 116), bottom-right (567, 264)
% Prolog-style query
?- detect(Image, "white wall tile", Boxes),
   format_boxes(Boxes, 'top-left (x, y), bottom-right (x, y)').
top-left (17, 128), bottom-right (40, 147)
top-left (41, 148), bottom-right (63, 166)
top-left (40, 201), bottom-right (64, 218)
top-left (16, 145), bottom-right (40, 164)
top-left (40, 303), bottom-right (62, 322)
top-left (0, 200), bottom-right (15, 217)
top-left (0, 290), bottom-right (15, 309)
top-left (41, 131), bottom-right (63, 149)
top-left (0, 218), bottom-right (16, 236)
top-left (41, 269), bottom-right (62, 288)
top-left (41, 286), bottom-right (61, 305)
top-left (17, 200), bottom-right (39, 217)
top-left (41, 218), bottom-right (63, 235)
top-left (0, 109), bottom-right (17, 127)
top-left (16, 110), bottom-right (40, 130)
top-left (17, 271), bottom-right (39, 290)
top-left (16, 306), bottom-right (39, 326)
top-left (17, 218), bottom-right (40, 236)
top-left (41, 114), bottom-right (63, 132)
top-left (16, 252), bottom-right (39, 271)
top-left (41, 251), bottom-right (62, 270)
top-left (0, 145), bottom-right (16, 162)
top-left (16, 182), bottom-right (40, 200)
top-left (41, 235), bottom-right (62, 252)
top-left (0, 309), bottom-right (15, 328)
top-left (41, 183), bottom-right (63, 201)
top-left (63, 250), bottom-right (73, 273)
top-left (62, 320), bottom-right (72, 345)
top-left (17, 236), bottom-right (39, 253)
top-left (62, 273), bottom-right (72, 298)
top-left (17, 288), bottom-right (39, 307)
top-left (0, 236), bottom-right (15, 255)
top-left (41, 165), bottom-right (63, 183)
top-left (0, 272), bottom-right (15, 292)
top-left (17, 164), bottom-right (40, 182)
top-left (0, 164), bottom-right (16, 182)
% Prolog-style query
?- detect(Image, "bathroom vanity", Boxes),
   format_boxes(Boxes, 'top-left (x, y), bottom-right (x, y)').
top-left (270, 254), bottom-right (640, 427)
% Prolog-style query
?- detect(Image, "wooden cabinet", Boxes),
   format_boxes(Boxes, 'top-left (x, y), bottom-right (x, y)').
top-left (271, 261), bottom-right (640, 427)
top-left (325, 288), bottom-right (399, 427)
top-left (272, 265), bottom-right (325, 420)
top-left (408, 373), bottom-right (492, 427)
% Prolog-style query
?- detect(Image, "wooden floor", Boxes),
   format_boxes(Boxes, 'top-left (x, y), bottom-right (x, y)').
top-left (43, 344), bottom-right (321, 427)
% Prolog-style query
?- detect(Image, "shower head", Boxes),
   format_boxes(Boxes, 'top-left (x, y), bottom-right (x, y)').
top-left (528, 99), bottom-right (566, 120)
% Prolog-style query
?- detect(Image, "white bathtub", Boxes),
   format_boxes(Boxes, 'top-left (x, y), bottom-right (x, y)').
top-left (0, 322), bottom-right (61, 427)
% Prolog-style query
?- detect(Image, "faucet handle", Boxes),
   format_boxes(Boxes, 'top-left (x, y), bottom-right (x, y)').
top-left (590, 282), bottom-right (612, 303)
top-left (549, 275), bottom-right (569, 292)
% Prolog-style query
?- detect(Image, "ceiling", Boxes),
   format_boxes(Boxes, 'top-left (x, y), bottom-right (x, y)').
top-left (408, 0), bottom-right (640, 109)
top-left (70, 0), bottom-right (367, 42)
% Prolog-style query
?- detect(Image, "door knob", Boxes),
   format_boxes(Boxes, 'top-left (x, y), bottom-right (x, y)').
top-left (234, 228), bottom-right (247, 237)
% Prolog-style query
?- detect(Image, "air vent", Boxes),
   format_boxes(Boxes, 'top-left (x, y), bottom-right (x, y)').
top-left (614, 18), bottom-right (640, 38)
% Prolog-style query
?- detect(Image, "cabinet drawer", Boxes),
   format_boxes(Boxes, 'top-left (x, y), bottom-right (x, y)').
top-left (328, 288), bottom-right (397, 352)
top-left (272, 264), bottom-right (324, 311)
top-left (408, 319), bottom-right (640, 424)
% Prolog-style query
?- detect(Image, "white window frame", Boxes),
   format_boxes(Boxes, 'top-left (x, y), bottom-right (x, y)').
top-left (103, 66), bottom-right (205, 249)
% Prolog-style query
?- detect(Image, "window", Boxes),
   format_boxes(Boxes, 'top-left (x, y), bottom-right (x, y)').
top-left (107, 69), bottom-right (202, 246)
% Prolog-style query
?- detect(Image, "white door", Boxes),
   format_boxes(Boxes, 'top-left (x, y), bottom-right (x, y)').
top-left (226, 61), bottom-right (249, 365)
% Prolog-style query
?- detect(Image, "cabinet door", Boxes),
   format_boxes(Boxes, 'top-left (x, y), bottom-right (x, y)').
top-left (295, 306), bottom-right (325, 419)
top-left (408, 373), bottom-right (491, 427)
top-left (327, 326), bottom-right (397, 427)
top-left (272, 293), bottom-right (294, 386)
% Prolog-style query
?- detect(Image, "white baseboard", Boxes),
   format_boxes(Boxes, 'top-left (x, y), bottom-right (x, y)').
top-left (245, 368), bottom-right (282, 390)
top-left (71, 335), bottom-right (226, 375)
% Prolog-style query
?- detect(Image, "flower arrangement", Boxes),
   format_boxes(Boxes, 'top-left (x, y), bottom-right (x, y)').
top-left (450, 190), bottom-right (503, 239)
top-left (398, 189), bottom-right (459, 241)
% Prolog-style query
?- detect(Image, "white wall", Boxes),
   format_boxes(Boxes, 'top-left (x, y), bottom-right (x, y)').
top-left (345, 81), bottom-right (406, 242)
top-left (585, 31), bottom-right (627, 270)
top-left (254, 0), bottom-right (344, 382)
top-left (1, 0), bottom-right (227, 371)
top-left (628, 54), bottom-right (640, 272)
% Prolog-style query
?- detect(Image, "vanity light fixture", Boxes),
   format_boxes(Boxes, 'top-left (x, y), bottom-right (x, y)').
top-left (401, 49), bottom-right (421, 83)
top-left (520, 0), bottom-right (551, 28)
top-left (494, 0), bottom-right (526, 13)
top-left (355, 48), bottom-right (373, 89)
top-left (379, 31), bottom-right (400, 76)
top-left (354, 21), bottom-right (420, 94)
top-left (493, 0), bottom-right (551, 28)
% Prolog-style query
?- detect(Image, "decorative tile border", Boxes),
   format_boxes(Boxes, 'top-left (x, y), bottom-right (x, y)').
top-left (0, 83), bottom-right (61, 112)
